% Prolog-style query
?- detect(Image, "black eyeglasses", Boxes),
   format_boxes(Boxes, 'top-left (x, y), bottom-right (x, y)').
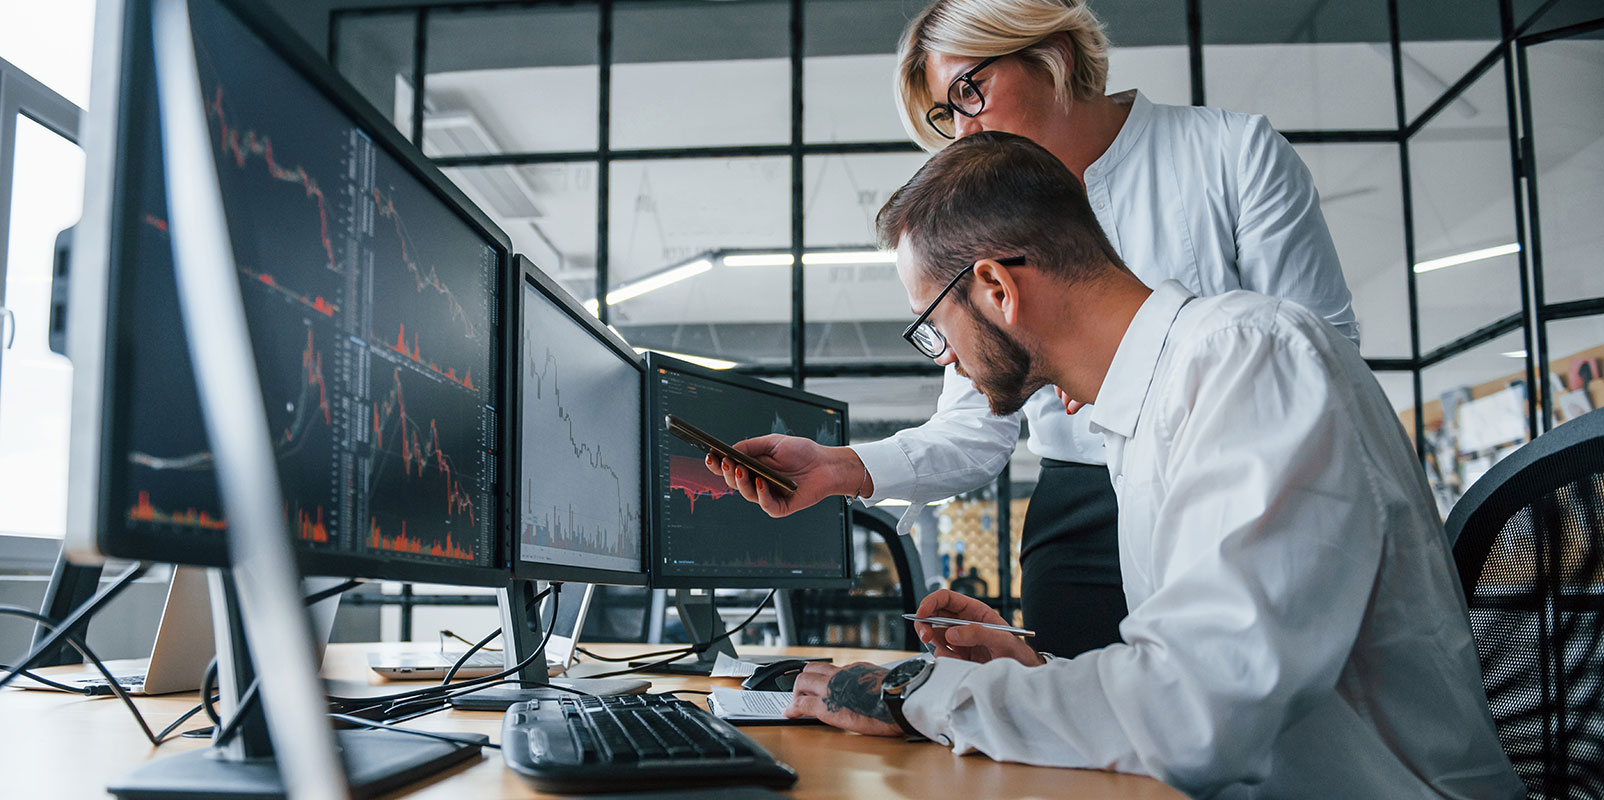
top-left (902, 256), bottom-right (1028, 359)
top-left (925, 56), bottom-right (1002, 140)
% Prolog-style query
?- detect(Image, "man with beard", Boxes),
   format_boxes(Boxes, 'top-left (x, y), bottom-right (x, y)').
top-left (767, 131), bottom-right (1521, 799)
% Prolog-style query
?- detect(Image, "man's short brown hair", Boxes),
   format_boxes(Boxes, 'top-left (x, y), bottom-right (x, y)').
top-left (876, 130), bottom-right (1122, 294)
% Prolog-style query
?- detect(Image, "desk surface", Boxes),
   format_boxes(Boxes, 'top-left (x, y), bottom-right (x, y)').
top-left (3, 642), bottom-right (1182, 799)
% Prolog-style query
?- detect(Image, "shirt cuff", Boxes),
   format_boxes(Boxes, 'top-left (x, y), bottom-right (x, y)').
top-left (848, 440), bottom-right (928, 535)
top-left (901, 657), bottom-right (981, 748)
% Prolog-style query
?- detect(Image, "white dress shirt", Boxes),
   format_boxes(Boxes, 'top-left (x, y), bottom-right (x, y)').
top-left (853, 91), bottom-right (1359, 532)
top-left (901, 281), bottom-right (1522, 800)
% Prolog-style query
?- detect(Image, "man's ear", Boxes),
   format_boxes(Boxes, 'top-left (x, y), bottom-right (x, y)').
top-left (971, 258), bottom-right (1022, 325)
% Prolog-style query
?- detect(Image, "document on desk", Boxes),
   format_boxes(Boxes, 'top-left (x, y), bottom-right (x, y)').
top-left (707, 688), bottom-right (819, 726)
top-left (709, 652), bottom-right (761, 678)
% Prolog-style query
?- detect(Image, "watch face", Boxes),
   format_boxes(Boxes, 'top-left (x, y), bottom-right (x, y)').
top-left (885, 659), bottom-right (929, 694)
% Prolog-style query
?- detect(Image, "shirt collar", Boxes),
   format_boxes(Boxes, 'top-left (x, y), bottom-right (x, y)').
top-left (1085, 90), bottom-right (1151, 177)
top-left (1087, 279), bottom-right (1194, 440)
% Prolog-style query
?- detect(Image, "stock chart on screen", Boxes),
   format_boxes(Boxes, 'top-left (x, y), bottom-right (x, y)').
top-left (116, 0), bottom-right (499, 570)
top-left (651, 365), bottom-right (847, 583)
top-left (517, 281), bottom-right (644, 575)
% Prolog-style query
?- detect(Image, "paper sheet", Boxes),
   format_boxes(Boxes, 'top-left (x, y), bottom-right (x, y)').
top-left (709, 652), bottom-right (761, 678)
top-left (708, 688), bottom-right (802, 720)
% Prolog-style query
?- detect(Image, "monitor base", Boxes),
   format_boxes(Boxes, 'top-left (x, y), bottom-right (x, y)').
top-left (107, 728), bottom-right (485, 800)
top-left (628, 653), bottom-right (828, 676)
top-left (446, 678), bottom-right (652, 711)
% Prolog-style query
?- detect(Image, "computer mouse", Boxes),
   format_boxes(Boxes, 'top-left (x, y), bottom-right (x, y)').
top-left (741, 659), bottom-right (812, 692)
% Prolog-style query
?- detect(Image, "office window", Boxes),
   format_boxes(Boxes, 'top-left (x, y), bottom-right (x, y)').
top-left (1544, 315), bottom-right (1604, 427)
top-left (0, 116), bottom-right (83, 538)
top-left (1522, 35), bottom-right (1604, 305)
top-left (331, 11), bottom-right (415, 135)
top-left (803, 0), bottom-right (916, 144)
top-left (1418, 330), bottom-right (1531, 515)
top-left (808, 375), bottom-right (943, 440)
top-left (0, 0), bottom-right (94, 109)
top-left (802, 152), bottom-right (929, 364)
top-left (423, 6), bottom-right (601, 156)
top-left (1295, 143), bottom-right (1410, 359)
top-left (1397, 0), bottom-right (1502, 125)
top-left (441, 163), bottom-right (598, 301)
top-left (607, 157), bottom-right (791, 365)
top-left (1203, 0), bottom-right (1394, 129)
top-left (611, 0), bottom-right (791, 150)
top-left (1408, 67), bottom-right (1520, 356)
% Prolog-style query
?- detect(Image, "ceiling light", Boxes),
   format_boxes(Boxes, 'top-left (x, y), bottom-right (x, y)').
top-left (874, 499), bottom-right (912, 507)
top-left (1413, 242), bottom-right (1520, 274)
top-left (582, 298), bottom-right (600, 316)
top-left (632, 347), bottom-right (737, 370)
top-left (1500, 350), bottom-right (1527, 359)
top-left (603, 258), bottom-right (713, 306)
top-left (722, 250), bottom-right (897, 268)
top-left (723, 253), bottom-right (794, 267)
top-left (802, 250), bottom-right (896, 266)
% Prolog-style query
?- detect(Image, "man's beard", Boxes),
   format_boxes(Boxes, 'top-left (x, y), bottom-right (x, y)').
top-left (961, 312), bottom-right (1047, 416)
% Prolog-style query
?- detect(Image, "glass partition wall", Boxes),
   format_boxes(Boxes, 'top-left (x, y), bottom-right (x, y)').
top-left (331, 0), bottom-right (1604, 617)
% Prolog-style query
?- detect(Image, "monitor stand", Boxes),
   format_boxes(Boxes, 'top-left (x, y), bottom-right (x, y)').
top-left (631, 589), bottom-right (826, 676)
top-left (445, 580), bottom-right (649, 710)
top-left (109, 572), bottom-right (484, 800)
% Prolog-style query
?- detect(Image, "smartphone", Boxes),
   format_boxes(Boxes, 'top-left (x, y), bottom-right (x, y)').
top-left (665, 414), bottom-right (799, 493)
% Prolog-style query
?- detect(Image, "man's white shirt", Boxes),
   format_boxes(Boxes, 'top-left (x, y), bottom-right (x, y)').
top-left (853, 90), bottom-right (1359, 531)
top-left (900, 282), bottom-right (1522, 799)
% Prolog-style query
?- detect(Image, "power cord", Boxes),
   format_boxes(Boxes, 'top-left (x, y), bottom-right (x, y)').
top-left (579, 589), bottom-right (779, 679)
top-left (0, 606), bottom-right (206, 745)
top-left (0, 562), bottom-right (147, 693)
top-left (327, 713), bottom-right (499, 750)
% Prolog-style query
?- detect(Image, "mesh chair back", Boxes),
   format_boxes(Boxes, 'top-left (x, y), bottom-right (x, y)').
top-left (1446, 407), bottom-right (1604, 799)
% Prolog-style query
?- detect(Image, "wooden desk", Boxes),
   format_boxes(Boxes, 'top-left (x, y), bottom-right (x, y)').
top-left (2, 643), bottom-right (1182, 799)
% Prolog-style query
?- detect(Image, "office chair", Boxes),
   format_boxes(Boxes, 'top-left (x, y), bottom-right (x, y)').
top-left (1445, 406), bottom-right (1604, 799)
top-left (788, 508), bottom-right (928, 651)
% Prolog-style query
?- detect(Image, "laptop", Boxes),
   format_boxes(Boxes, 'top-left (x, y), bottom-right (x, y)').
top-left (20, 568), bottom-right (344, 696)
top-left (368, 582), bottom-right (595, 680)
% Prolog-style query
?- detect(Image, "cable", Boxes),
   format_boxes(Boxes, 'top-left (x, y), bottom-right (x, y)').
top-left (200, 659), bottom-right (221, 726)
top-left (575, 645), bottom-right (695, 663)
top-left (0, 662), bottom-right (91, 693)
top-left (0, 606), bottom-right (200, 746)
top-left (573, 589), bottom-right (779, 679)
top-left (439, 627), bottom-right (502, 686)
top-left (323, 584), bottom-right (558, 710)
top-left (302, 579), bottom-right (363, 606)
top-left (327, 713), bottom-right (498, 750)
top-left (440, 629), bottom-right (500, 652)
top-left (0, 562), bottom-right (146, 693)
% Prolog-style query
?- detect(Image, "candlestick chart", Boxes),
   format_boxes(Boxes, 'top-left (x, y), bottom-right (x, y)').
top-left (111, 0), bottom-right (499, 571)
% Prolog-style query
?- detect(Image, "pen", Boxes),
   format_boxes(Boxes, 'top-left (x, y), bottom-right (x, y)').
top-left (903, 614), bottom-right (1036, 638)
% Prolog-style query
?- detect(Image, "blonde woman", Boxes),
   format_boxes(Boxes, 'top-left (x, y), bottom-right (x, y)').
top-left (708, 0), bottom-right (1358, 659)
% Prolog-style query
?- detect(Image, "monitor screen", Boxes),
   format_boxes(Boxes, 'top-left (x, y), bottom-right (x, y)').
top-left (646, 354), bottom-right (851, 588)
top-left (515, 262), bottom-right (646, 584)
top-left (73, 0), bottom-right (510, 584)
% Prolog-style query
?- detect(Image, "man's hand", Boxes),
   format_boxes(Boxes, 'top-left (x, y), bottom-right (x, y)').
top-left (915, 589), bottom-right (1044, 666)
top-left (784, 662), bottom-right (904, 737)
top-left (703, 435), bottom-right (869, 518)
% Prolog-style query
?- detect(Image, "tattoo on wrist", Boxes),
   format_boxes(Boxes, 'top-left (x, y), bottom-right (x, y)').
top-left (824, 665), bottom-right (894, 723)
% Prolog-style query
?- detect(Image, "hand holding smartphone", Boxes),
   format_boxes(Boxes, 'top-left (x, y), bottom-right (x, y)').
top-left (666, 414), bottom-right (799, 493)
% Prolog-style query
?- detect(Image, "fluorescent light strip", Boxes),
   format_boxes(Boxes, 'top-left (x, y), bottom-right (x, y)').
top-left (723, 250), bottom-right (897, 268)
top-left (1500, 350), bottom-right (1528, 359)
top-left (632, 347), bottom-right (737, 370)
top-left (607, 258), bottom-right (712, 305)
top-left (1413, 242), bottom-right (1520, 274)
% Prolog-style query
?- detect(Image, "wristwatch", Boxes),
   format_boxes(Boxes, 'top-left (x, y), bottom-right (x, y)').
top-left (880, 658), bottom-right (936, 738)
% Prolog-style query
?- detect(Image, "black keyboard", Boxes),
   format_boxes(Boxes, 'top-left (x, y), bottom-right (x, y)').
top-left (501, 693), bottom-right (798, 793)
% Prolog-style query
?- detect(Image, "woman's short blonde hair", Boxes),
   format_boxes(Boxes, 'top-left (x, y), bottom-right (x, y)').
top-left (895, 0), bottom-right (1110, 152)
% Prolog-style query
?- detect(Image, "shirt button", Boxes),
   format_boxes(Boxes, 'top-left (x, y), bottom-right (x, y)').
top-left (1114, 475), bottom-right (1124, 491)
top-left (1095, 201), bottom-right (1105, 210)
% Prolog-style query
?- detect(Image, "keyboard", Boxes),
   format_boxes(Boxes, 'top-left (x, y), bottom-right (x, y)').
top-left (500, 693), bottom-right (798, 793)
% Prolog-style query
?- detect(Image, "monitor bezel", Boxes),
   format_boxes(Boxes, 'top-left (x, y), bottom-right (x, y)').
top-left (512, 256), bottom-right (649, 586)
top-left (67, 0), bottom-right (514, 586)
top-left (644, 352), bottom-right (853, 590)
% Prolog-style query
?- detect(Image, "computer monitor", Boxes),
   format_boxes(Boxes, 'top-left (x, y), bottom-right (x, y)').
top-left (645, 352), bottom-right (852, 590)
top-left (66, 0), bottom-right (515, 589)
top-left (62, 0), bottom-right (508, 792)
top-left (513, 257), bottom-right (647, 586)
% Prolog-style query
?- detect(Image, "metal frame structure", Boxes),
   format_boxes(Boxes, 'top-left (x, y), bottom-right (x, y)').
top-left (325, 0), bottom-right (1604, 620)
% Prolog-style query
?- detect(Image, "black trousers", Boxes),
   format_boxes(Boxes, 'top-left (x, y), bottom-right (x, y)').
top-left (1019, 459), bottom-right (1125, 658)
